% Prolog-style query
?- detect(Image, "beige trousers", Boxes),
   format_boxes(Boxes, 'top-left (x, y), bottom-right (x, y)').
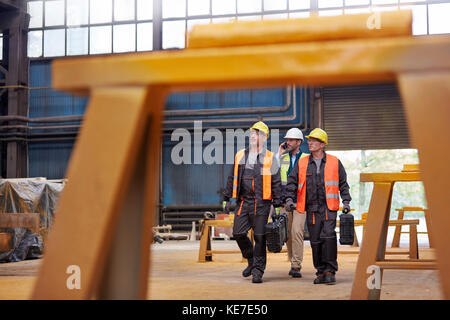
top-left (284, 207), bottom-right (306, 270)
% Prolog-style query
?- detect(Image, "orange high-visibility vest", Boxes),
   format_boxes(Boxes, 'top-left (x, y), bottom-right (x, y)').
top-left (296, 154), bottom-right (340, 212)
top-left (232, 149), bottom-right (273, 200)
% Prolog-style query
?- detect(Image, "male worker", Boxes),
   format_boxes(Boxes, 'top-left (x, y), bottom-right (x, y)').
top-left (285, 128), bottom-right (351, 285)
top-left (222, 121), bottom-right (282, 284)
top-left (276, 128), bottom-right (309, 278)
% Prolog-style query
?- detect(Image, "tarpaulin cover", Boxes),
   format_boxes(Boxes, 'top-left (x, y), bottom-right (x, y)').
top-left (0, 178), bottom-right (65, 262)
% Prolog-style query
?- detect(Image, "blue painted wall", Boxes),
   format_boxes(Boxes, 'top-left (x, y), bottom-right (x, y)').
top-left (28, 61), bottom-right (87, 179)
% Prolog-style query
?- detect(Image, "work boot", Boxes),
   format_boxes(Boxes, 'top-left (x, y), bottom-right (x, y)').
top-left (313, 274), bottom-right (325, 284)
top-left (323, 272), bottom-right (336, 285)
top-left (242, 258), bottom-right (253, 277)
top-left (252, 274), bottom-right (263, 283)
top-left (288, 268), bottom-right (302, 278)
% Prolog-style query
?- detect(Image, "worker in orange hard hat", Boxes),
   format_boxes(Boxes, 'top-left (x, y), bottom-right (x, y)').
top-left (285, 128), bottom-right (352, 285)
top-left (222, 121), bottom-right (282, 284)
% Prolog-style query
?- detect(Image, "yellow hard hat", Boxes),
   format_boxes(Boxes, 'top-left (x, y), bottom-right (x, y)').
top-left (250, 121), bottom-right (269, 137)
top-left (306, 128), bottom-right (328, 145)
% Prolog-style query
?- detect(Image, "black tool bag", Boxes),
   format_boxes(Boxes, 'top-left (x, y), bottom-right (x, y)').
top-left (265, 213), bottom-right (289, 253)
top-left (339, 213), bottom-right (354, 245)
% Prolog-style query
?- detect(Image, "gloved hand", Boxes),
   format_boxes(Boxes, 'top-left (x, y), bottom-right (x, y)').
top-left (274, 207), bottom-right (280, 215)
top-left (222, 201), bottom-right (231, 213)
top-left (342, 202), bottom-right (351, 214)
top-left (285, 198), bottom-right (296, 212)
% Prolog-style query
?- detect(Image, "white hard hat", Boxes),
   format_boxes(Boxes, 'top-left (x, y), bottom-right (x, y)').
top-left (284, 128), bottom-right (304, 140)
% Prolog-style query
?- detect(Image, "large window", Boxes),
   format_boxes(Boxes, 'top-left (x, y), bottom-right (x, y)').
top-left (27, 0), bottom-right (153, 58)
top-left (161, 0), bottom-right (311, 49)
top-left (26, 0), bottom-right (450, 58)
top-left (316, 0), bottom-right (450, 36)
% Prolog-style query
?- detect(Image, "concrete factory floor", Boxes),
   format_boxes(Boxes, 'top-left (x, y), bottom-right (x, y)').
top-left (0, 235), bottom-right (442, 300)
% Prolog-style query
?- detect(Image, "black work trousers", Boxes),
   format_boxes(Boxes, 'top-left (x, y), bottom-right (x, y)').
top-left (232, 198), bottom-right (270, 277)
top-left (306, 207), bottom-right (338, 275)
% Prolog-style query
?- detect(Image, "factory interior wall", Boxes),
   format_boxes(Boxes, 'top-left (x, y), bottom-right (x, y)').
top-left (26, 61), bottom-right (423, 228)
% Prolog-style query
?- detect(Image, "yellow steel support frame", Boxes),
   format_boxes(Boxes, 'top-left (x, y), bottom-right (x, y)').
top-left (31, 11), bottom-right (450, 299)
top-left (351, 173), bottom-right (440, 299)
top-left (198, 219), bottom-right (257, 262)
top-left (391, 207), bottom-right (432, 248)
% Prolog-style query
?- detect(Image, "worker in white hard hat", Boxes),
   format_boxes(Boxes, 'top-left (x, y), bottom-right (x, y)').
top-left (275, 127), bottom-right (309, 278)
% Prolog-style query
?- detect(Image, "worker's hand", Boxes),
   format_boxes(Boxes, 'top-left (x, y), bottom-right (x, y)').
top-left (342, 202), bottom-right (351, 214)
top-left (274, 207), bottom-right (280, 215)
top-left (285, 198), bottom-right (296, 212)
top-left (278, 142), bottom-right (288, 156)
top-left (222, 201), bottom-right (231, 213)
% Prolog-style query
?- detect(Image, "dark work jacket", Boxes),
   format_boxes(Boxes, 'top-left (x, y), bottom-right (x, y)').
top-left (285, 152), bottom-right (352, 212)
top-left (223, 148), bottom-right (282, 208)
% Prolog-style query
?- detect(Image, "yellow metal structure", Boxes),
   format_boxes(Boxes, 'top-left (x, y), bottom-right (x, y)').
top-left (402, 164), bottom-right (420, 172)
top-left (32, 10), bottom-right (450, 300)
top-left (187, 10), bottom-right (412, 49)
top-left (392, 206), bottom-right (432, 248)
top-left (356, 171), bottom-right (436, 299)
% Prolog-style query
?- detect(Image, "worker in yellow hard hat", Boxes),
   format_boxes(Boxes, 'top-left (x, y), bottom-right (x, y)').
top-left (222, 121), bottom-right (282, 283)
top-left (285, 128), bottom-right (352, 285)
top-left (249, 121), bottom-right (269, 137)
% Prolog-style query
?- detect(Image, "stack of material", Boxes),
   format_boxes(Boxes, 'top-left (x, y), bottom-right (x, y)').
top-left (0, 178), bottom-right (65, 262)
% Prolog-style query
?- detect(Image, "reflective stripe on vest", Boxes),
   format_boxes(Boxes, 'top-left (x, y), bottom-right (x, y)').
top-left (262, 150), bottom-right (273, 200)
top-left (232, 149), bottom-right (273, 200)
top-left (232, 149), bottom-right (246, 199)
top-left (296, 156), bottom-right (309, 213)
top-left (280, 153), bottom-right (290, 185)
top-left (296, 154), bottom-right (340, 212)
top-left (324, 154), bottom-right (340, 210)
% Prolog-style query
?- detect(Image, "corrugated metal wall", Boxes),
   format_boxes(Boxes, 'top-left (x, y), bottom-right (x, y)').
top-left (161, 140), bottom-right (229, 206)
top-left (323, 83), bottom-right (410, 150)
top-left (29, 61), bottom-right (88, 118)
top-left (161, 86), bottom-right (310, 206)
top-left (28, 141), bottom-right (74, 178)
top-left (28, 60), bottom-right (87, 179)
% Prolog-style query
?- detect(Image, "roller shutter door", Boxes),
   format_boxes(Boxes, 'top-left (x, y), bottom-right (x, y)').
top-left (323, 83), bottom-right (410, 150)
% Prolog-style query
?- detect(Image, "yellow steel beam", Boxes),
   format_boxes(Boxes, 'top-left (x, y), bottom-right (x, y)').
top-left (360, 172), bottom-right (421, 182)
top-left (402, 164), bottom-right (420, 172)
top-left (395, 207), bottom-right (426, 211)
top-left (375, 261), bottom-right (437, 270)
top-left (52, 35), bottom-right (450, 95)
top-left (188, 10), bottom-right (412, 49)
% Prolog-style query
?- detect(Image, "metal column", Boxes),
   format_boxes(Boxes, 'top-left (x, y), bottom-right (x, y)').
top-left (0, 0), bottom-right (29, 178)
